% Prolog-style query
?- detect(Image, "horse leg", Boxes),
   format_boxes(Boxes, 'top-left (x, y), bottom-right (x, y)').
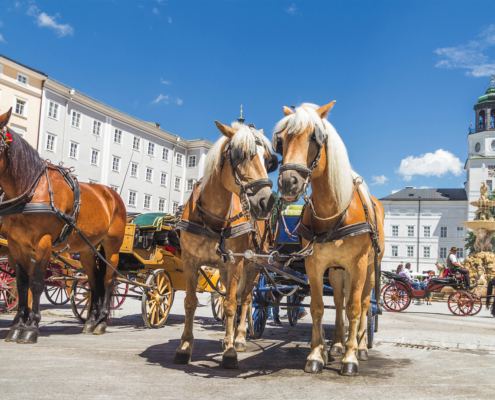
top-left (221, 259), bottom-right (244, 369)
top-left (18, 236), bottom-right (52, 344)
top-left (356, 264), bottom-right (374, 361)
top-left (327, 268), bottom-right (345, 358)
top-left (234, 264), bottom-right (259, 352)
top-left (174, 261), bottom-right (199, 364)
top-left (5, 258), bottom-right (30, 342)
top-left (304, 260), bottom-right (327, 373)
top-left (340, 256), bottom-right (367, 376)
top-left (79, 249), bottom-right (99, 333)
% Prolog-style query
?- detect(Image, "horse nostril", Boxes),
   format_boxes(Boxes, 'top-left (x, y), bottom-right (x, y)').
top-left (291, 176), bottom-right (298, 186)
top-left (259, 198), bottom-right (267, 211)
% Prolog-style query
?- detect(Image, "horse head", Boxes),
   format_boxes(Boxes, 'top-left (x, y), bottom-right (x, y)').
top-left (272, 102), bottom-right (336, 202)
top-left (212, 121), bottom-right (276, 220)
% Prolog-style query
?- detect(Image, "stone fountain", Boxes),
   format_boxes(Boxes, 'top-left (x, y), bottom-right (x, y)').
top-left (460, 182), bottom-right (495, 294)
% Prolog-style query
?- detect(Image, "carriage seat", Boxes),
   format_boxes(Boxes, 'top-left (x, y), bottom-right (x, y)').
top-left (429, 277), bottom-right (455, 285)
top-left (382, 271), bottom-right (409, 283)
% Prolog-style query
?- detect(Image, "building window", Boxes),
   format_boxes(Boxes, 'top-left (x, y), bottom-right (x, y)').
top-left (69, 142), bottom-right (78, 159)
top-left (160, 172), bottom-right (167, 186)
top-left (458, 248), bottom-right (464, 258)
top-left (146, 168), bottom-right (153, 182)
top-left (17, 73), bottom-right (28, 85)
top-left (15, 98), bottom-right (26, 116)
top-left (144, 195), bottom-right (151, 209)
top-left (128, 191), bottom-right (137, 206)
top-left (176, 153), bottom-right (183, 167)
top-left (391, 245), bottom-right (398, 257)
top-left (71, 111), bottom-right (81, 128)
top-left (148, 143), bottom-right (155, 156)
top-left (423, 246), bottom-right (430, 258)
top-left (112, 156), bottom-right (120, 172)
top-left (475, 142), bottom-right (481, 153)
top-left (130, 163), bottom-right (138, 178)
top-left (440, 227), bottom-right (447, 238)
top-left (89, 179), bottom-right (98, 184)
top-left (187, 179), bottom-right (194, 191)
top-left (162, 148), bottom-right (169, 161)
top-left (423, 226), bottom-right (430, 237)
top-left (457, 227), bottom-right (464, 238)
top-left (174, 177), bottom-right (181, 190)
top-left (407, 226), bottom-right (414, 237)
top-left (392, 225), bottom-right (398, 237)
top-left (110, 185), bottom-right (119, 192)
top-left (407, 246), bottom-right (414, 258)
top-left (133, 136), bottom-right (140, 151)
top-left (488, 180), bottom-right (493, 191)
top-left (48, 101), bottom-right (59, 119)
top-left (93, 120), bottom-right (102, 136)
top-left (114, 129), bottom-right (122, 144)
top-left (91, 149), bottom-right (99, 166)
top-left (440, 247), bottom-right (447, 259)
top-left (46, 134), bottom-right (56, 151)
top-left (188, 155), bottom-right (197, 168)
top-left (159, 198), bottom-right (166, 212)
top-left (172, 202), bottom-right (180, 214)
top-left (10, 124), bottom-right (26, 137)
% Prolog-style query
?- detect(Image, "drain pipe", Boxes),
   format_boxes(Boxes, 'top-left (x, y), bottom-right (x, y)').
top-left (60, 88), bottom-right (75, 164)
top-left (417, 197), bottom-right (421, 273)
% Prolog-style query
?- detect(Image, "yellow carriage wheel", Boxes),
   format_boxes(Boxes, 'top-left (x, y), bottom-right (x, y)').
top-left (70, 279), bottom-right (91, 323)
top-left (211, 281), bottom-right (225, 321)
top-left (142, 269), bottom-right (174, 329)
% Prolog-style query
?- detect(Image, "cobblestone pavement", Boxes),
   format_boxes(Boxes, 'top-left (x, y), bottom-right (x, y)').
top-left (1, 293), bottom-right (494, 399)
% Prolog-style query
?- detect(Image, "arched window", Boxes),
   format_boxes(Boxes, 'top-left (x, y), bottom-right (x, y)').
top-left (490, 109), bottom-right (495, 129)
top-left (479, 110), bottom-right (486, 131)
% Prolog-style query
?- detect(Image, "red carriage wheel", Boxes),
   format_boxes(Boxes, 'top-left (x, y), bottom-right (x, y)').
top-left (469, 296), bottom-right (482, 316)
top-left (0, 262), bottom-right (18, 312)
top-left (111, 278), bottom-right (129, 309)
top-left (381, 283), bottom-right (410, 312)
top-left (448, 292), bottom-right (474, 316)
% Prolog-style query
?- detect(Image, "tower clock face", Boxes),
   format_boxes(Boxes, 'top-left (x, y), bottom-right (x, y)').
top-left (475, 142), bottom-right (481, 153)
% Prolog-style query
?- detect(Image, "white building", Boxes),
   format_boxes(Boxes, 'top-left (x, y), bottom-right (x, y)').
top-left (38, 78), bottom-right (212, 214)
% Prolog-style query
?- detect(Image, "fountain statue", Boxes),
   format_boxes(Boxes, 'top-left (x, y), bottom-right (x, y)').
top-left (460, 182), bottom-right (495, 294)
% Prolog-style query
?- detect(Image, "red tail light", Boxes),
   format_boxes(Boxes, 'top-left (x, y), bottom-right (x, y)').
top-left (165, 245), bottom-right (176, 255)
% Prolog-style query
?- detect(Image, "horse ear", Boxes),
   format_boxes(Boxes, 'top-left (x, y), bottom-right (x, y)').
top-left (0, 108), bottom-right (12, 130)
top-left (259, 129), bottom-right (264, 135)
top-left (316, 101), bottom-right (336, 119)
top-left (215, 121), bottom-right (237, 138)
top-left (283, 106), bottom-right (294, 116)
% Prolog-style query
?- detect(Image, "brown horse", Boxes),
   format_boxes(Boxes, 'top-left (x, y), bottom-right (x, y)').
top-left (0, 108), bottom-right (127, 343)
top-left (174, 121), bottom-right (275, 368)
top-left (273, 103), bottom-right (385, 375)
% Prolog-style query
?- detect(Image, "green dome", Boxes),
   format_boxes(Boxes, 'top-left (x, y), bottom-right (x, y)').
top-left (477, 86), bottom-right (495, 104)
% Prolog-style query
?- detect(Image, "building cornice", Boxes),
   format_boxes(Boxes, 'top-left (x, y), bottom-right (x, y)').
top-left (0, 76), bottom-right (41, 98)
top-left (0, 55), bottom-right (47, 81)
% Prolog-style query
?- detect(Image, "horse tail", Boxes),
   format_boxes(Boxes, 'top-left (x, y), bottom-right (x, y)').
top-left (487, 278), bottom-right (495, 310)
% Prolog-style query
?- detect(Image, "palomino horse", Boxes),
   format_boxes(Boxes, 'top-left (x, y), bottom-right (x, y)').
top-left (273, 103), bottom-right (385, 375)
top-left (174, 121), bottom-right (275, 368)
top-left (0, 108), bottom-right (126, 343)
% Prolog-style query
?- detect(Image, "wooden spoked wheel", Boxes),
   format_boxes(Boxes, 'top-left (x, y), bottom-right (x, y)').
top-left (0, 262), bottom-right (18, 312)
top-left (470, 296), bottom-right (482, 316)
top-left (111, 278), bottom-right (129, 310)
top-left (381, 283), bottom-right (410, 312)
top-left (211, 281), bottom-right (224, 321)
top-left (44, 285), bottom-right (70, 305)
top-left (141, 269), bottom-right (174, 329)
top-left (287, 293), bottom-right (303, 327)
top-left (70, 279), bottom-right (91, 323)
top-left (248, 274), bottom-right (268, 339)
top-left (448, 292), bottom-right (474, 316)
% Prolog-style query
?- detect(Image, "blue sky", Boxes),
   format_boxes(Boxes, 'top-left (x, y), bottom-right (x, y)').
top-left (1, 0), bottom-right (494, 199)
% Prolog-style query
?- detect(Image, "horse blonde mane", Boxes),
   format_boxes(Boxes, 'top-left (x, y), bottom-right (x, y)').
top-left (202, 123), bottom-right (272, 189)
top-left (273, 103), bottom-right (372, 210)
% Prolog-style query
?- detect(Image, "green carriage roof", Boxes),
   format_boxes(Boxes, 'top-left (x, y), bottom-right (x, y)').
top-left (132, 213), bottom-right (178, 230)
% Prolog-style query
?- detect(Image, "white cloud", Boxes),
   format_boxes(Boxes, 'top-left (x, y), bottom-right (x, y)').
top-left (160, 78), bottom-right (171, 85)
top-left (0, 34), bottom-right (6, 44)
top-left (286, 4), bottom-right (299, 15)
top-left (152, 94), bottom-right (169, 104)
top-left (435, 25), bottom-right (495, 77)
top-left (15, 2), bottom-right (21, 8)
top-left (153, 7), bottom-right (159, 15)
top-left (27, 6), bottom-right (74, 37)
top-left (176, 98), bottom-right (183, 105)
top-left (167, 16), bottom-right (172, 24)
top-left (396, 149), bottom-right (463, 181)
top-left (391, 190), bottom-right (400, 194)
top-left (371, 175), bottom-right (388, 186)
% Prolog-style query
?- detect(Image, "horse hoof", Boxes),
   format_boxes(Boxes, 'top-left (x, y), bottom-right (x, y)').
top-left (82, 323), bottom-right (96, 334)
top-left (5, 328), bottom-right (24, 342)
top-left (92, 323), bottom-right (107, 335)
top-left (221, 348), bottom-right (238, 369)
top-left (173, 351), bottom-right (192, 365)
top-left (329, 346), bottom-right (344, 357)
top-left (357, 349), bottom-right (368, 361)
top-left (17, 330), bottom-right (39, 344)
top-left (340, 362), bottom-right (358, 376)
top-left (304, 360), bottom-right (324, 373)
top-left (234, 342), bottom-right (246, 352)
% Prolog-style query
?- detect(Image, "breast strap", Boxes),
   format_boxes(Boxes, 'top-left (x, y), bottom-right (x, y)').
top-left (176, 219), bottom-right (255, 240)
top-left (295, 220), bottom-right (373, 244)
